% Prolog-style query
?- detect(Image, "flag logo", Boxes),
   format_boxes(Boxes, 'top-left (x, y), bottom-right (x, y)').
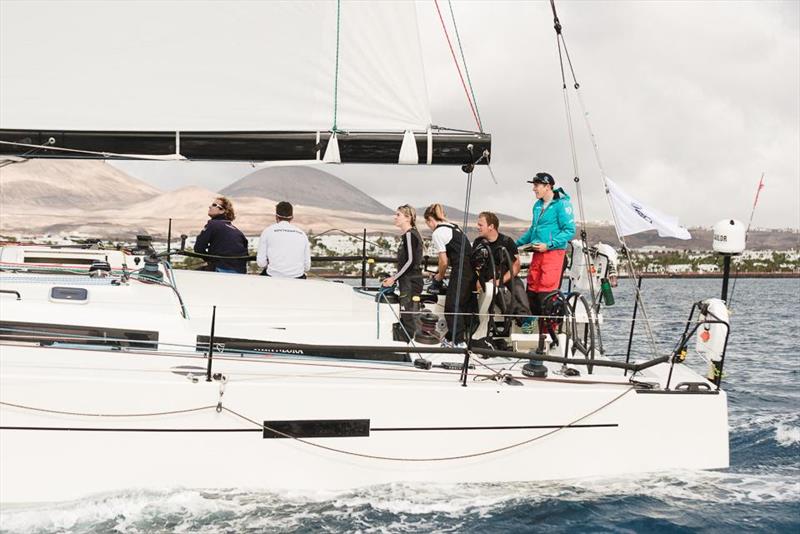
top-left (631, 202), bottom-right (654, 224)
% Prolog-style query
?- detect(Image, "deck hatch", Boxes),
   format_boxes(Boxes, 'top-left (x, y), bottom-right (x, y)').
top-left (50, 287), bottom-right (88, 301)
top-left (263, 419), bottom-right (370, 439)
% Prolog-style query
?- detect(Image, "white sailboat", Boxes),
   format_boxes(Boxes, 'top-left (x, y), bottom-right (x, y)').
top-left (0, 1), bottom-right (736, 503)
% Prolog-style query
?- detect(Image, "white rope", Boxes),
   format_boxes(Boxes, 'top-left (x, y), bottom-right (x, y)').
top-left (0, 140), bottom-right (186, 161)
top-left (222, 387), bottom-right (635, 462)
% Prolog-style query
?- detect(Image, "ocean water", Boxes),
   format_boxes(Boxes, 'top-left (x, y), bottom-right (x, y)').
top-left (1, 278), bottom-right (798, 533)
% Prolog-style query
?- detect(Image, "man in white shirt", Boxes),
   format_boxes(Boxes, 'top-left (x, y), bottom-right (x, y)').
top-left (256, 201), bottom-right (311, 279)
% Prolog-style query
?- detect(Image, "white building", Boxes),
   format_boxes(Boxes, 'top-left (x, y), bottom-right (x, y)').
top-left (666, 264), bottom-right (693, 273)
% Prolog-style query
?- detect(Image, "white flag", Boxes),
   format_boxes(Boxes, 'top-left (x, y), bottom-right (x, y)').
top-left (605, 177), bottom-right (691, 240)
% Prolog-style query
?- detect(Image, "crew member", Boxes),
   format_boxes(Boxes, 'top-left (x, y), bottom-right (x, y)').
top-left (424, 203), bottom-right (475, 346)
top-left (194, 196), bottom-right (249, 274)
top-left (256, 201), bottom-right (311, 279)
top-left (515, 172), bottom-right (576, 342)
top-left (473, 211), bottom-right (521, 286)
top-left (382, 205), bottom-right (424, 341)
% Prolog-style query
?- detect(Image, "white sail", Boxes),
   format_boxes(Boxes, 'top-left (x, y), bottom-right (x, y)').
top-left (0, 1), bottom-right (431, 132)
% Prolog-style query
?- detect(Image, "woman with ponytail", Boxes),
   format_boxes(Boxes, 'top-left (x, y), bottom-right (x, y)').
top-left (423, 203), bottom-right (475, 346)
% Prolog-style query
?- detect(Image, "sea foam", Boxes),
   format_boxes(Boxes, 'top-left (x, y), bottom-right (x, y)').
top-left (776, 422), bottom-right (800, 447)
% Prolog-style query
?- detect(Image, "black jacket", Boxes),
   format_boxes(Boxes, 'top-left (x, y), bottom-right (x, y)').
top-left (194, 215), bottom-right (249, 273)
top-left (396, 227), bottom-right (423, 280)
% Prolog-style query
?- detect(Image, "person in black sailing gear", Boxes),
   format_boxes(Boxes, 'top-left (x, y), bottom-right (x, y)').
top-left (424, 203), bottom-right (476, 346)
top-left (194, 196), bottom-right (249, 273)
top-left (382, 205), bottom-right (424, 341)
top-left (473, 211), bottom-right (521, 286)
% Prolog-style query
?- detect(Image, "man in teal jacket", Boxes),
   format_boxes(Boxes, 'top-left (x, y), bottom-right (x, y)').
top-left (515, 172), bottom-right (575, 358)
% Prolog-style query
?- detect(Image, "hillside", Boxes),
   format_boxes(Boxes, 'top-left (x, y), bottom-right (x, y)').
top-left (0, 177), bottom-right (397, 238)
top-left (221, 165), bottom-right (393, 215)
top-left (0, 159), bottom-right (160, 208)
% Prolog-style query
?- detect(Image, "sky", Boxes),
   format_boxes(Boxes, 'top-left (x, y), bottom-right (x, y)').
top-left (2, 0), bottom-right (798, 230)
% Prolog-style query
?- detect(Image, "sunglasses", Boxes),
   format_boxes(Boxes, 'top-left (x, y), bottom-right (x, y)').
top-left (210, 203), bottom-right (224, 209)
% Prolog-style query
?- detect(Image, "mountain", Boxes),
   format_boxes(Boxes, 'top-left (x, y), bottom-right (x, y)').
top-left (0, 177), bottom-right (397, 239)
top-left (0, 159), bottom-right (160, 208)
top-left (221, 166), bottom-right (393, 215)
top-left (0, 161), bottom-right (797, 250)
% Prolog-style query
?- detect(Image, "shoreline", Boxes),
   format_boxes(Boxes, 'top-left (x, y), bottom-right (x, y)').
top-left (620, 272), bottom-right (799, 279)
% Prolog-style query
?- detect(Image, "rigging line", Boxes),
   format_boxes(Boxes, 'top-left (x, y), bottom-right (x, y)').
top-left (0, 336), bottom-right (664, 387)
top-left (551, 0), bottom-right (599, 317)
top-left (0, 137), bottom-right (57, 166)
top-left (428, 125), bottom-right (486, 134)
top-left (433, 0), bottom-right (482, 132)
top-left (447, 0), bottom-right (483, 132)
top-left (554, 27), bottom-right (599, 320)
top-left (331, 0), bottom-right (342, 132)
top-left (0, 306), bottom-right (708, 323)
top-left (222, 387), bottom-right (633, 462)
top-left (728, 173), bottom-right (765, 308)
top-left (0, 140), bottom-right (184, 161)
top-left (450, 164), bottom-right (476, 341)
top-left (573, 87), bottom-right (660, 358)
top-left (162, 260), bottom-right (189, 319)
top-left (376, 289), bottom-right (420, 354)
top-left (548, 0), bottom-right (659, 357)
top-left (0, 400), bottom-right (217, 419)
top-left (312, 227), bottom-right (383, 248)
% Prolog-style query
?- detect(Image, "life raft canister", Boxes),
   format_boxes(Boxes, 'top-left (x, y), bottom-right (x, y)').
top-left (695, 298), bottom-right (730, 381)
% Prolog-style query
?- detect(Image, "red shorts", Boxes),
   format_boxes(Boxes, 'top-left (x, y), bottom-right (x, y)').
top-left (527, 249), bottom-right (566, 292)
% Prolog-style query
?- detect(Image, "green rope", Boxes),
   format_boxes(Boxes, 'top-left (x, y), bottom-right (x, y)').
top-left (447, 0), bottom-right (483, 132)
top-left (332, 0), bottom-right (342, 132)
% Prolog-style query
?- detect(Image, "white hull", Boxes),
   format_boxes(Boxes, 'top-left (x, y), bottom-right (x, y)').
top-left (1, 344), bottom-right (728, 503)
top-left (0, 249), bottom-right (729, 503)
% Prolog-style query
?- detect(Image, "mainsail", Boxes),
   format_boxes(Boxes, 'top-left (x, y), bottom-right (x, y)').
top-left (0, 1), bottom-right (489, 164)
